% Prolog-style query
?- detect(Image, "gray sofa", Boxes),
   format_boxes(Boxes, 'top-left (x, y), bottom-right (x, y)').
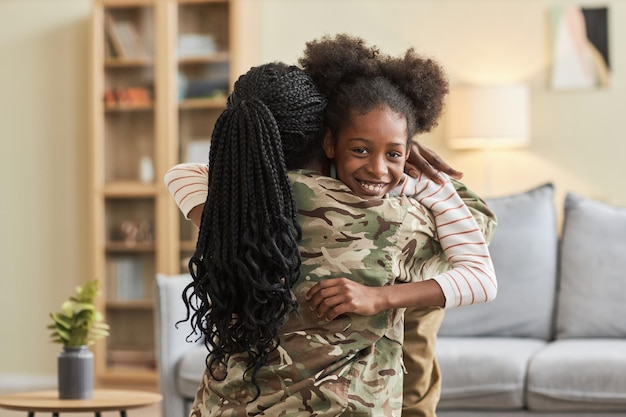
top-left (155, 183), bottom-right (626, 417)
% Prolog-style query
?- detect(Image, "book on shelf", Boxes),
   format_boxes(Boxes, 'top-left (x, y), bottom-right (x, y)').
top-left (104, 87), bottom-right (152, 108)
top-left (104, 11), bottom-right (147, 59)
top-left (104, 12), bottom-right (126, 58)
top-left (106, 256), bottom-right (145, 301)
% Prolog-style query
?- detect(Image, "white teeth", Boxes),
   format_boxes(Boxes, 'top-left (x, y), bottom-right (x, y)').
top-left (359, 181), bottom-right (385, 192)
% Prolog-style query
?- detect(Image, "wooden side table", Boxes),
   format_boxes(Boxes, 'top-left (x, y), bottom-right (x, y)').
top-left (0, 389), bottom-right (162, 417)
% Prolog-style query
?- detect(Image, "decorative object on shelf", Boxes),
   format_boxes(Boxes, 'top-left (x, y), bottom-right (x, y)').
top-left (48, 280), bottom-right (109, 399)
top-left (178, 73), bottom-right (189, 100)
top-left (119, 219), bottom-right (154, 246)
top-left (138, 155), bottom-right (154, 183)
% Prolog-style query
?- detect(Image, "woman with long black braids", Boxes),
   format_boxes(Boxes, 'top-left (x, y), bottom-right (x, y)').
top-left (185, 62), bottom-right (327, 403)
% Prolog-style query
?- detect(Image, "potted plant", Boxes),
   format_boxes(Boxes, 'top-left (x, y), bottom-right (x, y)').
top-left (48, 279), bottom-right (109, 399)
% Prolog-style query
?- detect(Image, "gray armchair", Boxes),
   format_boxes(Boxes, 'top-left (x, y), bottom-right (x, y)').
top-left (154, 273), bottom-right (206, 417)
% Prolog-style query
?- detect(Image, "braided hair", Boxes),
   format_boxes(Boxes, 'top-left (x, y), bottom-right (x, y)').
top-left (299, 33), bottom-right (449, 142)
top-left (184, 63), bottom-right (326, 399)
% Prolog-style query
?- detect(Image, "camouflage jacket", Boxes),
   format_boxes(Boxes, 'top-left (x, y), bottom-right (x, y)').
top-left (190, 171), bottom-right (459, 417)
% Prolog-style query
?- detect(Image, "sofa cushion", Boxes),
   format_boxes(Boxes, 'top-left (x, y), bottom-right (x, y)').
top-left (439, 183), bottom-right (557, 339)
top-left (436, 337), bottom-right (546, 410)
top-left (177, 345), bottom-right (208, 399)
top-left (556, 193), bottom-right (626, 339)
top-left (527, 339), bottom-right (626, 411)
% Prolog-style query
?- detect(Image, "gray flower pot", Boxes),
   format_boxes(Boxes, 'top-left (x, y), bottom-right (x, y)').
top-left (57, 346), bottom-right (94, 399)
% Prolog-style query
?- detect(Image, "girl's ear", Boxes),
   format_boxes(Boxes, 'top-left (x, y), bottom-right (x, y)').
top-left (322, 129), bottom-right (335, 158)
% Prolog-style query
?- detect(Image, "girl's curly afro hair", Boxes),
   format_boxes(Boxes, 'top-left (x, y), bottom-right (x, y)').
top-left (299, 33), bottom-right (449, 140)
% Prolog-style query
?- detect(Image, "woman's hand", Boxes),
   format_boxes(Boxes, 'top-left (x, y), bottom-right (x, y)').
top-left (405, 141), bottom-right (463, 184)
top-left (305, 278), bottom-right (387, 321)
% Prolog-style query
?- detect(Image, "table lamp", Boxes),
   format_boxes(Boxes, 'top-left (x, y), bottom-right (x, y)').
top-left (445, 84), bottom-right (530, 194)
top-left (446, 84), bottom-right (530, 150)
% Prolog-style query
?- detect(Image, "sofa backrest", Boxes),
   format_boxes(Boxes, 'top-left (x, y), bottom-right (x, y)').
top-left (154, 273), bottom-right (202, 417)
top-left (555, 192), bottom-right (626, 339)
top-left (439, 183), bottom-right (558, 340)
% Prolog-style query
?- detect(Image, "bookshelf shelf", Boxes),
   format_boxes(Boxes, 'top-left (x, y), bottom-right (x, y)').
top-left (103, 182), bottom-right (157, 197)
top-left (105, 242), bottom-right (156, 252)
top-left (179, 240), bottom-right (197, 252)
top-left (91, 0), bottom-right (233, 389)
top-left (105, 103), bottom-right (154, 112)
top-left (178, 51), bottom-right (229, 64)
top-left (179, 96), bottom-right (226, 109)
top-left (105, 58), bottom-right (153, 67)
top-left (98, 369), bottom-right (158, 386)
top-left (106, 300), bottom-right (154, 310)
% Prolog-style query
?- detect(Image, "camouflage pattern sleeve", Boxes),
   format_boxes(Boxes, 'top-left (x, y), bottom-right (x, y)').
top-left (450, 178), bottom-right (498, 244)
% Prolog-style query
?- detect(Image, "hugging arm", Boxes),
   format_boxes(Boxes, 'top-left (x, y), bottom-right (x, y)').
top-left (307, 174), bottom-right (498, 320)
top-left (165, 162), bottom-right (497, 317)
top-left (165, 142), bottom-right (465, 226)
top-left (164, 163), bottom-right (209, 227)
top-left (401, 173), bottom-right (497, 308)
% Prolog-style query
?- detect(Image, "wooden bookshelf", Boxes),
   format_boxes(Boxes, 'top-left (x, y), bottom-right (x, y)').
top-left (90, 0), bottom-right (237, 389)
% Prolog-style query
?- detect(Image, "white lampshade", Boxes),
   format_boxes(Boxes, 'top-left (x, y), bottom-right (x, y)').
top-left (446, 84), bottom-right (530, 149)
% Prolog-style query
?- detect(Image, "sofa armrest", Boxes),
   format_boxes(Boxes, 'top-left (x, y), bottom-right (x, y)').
top-left (154, 273), bottom-right (202, 417)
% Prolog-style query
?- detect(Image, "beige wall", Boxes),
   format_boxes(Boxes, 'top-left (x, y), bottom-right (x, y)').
top-left (0, 0), bottom-right (623, 376)
top-left (256, 0), bottom-right (625, 211)
top-left (0, 0), bottom-right (92, 375)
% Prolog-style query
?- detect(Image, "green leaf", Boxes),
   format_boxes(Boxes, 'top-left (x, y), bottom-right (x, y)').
top-left (50, 313), bottom-right (72, 329)
top-left (55, 327), bottom-right (70, 341)
top-left (48, 279), bottom-right (108, 347)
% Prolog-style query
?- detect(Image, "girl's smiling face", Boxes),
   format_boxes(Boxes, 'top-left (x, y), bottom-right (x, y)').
top-left (323, 106), bottom-right (409, 199)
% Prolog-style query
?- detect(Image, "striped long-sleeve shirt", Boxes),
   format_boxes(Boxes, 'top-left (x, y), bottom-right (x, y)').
top-left (164, 163), bottom-right (497, 308)
top-left (392, 172), bottom-right (497, 307)
top-left (164, 163), bottom-right (211, 219)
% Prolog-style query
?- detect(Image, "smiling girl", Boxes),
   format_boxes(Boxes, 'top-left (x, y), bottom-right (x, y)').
top-left (300, 34), bottom-right (497, 417)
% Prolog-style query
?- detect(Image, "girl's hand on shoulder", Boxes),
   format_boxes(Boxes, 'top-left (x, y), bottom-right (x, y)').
top-left (305, 278), bottom-right (386, 321)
